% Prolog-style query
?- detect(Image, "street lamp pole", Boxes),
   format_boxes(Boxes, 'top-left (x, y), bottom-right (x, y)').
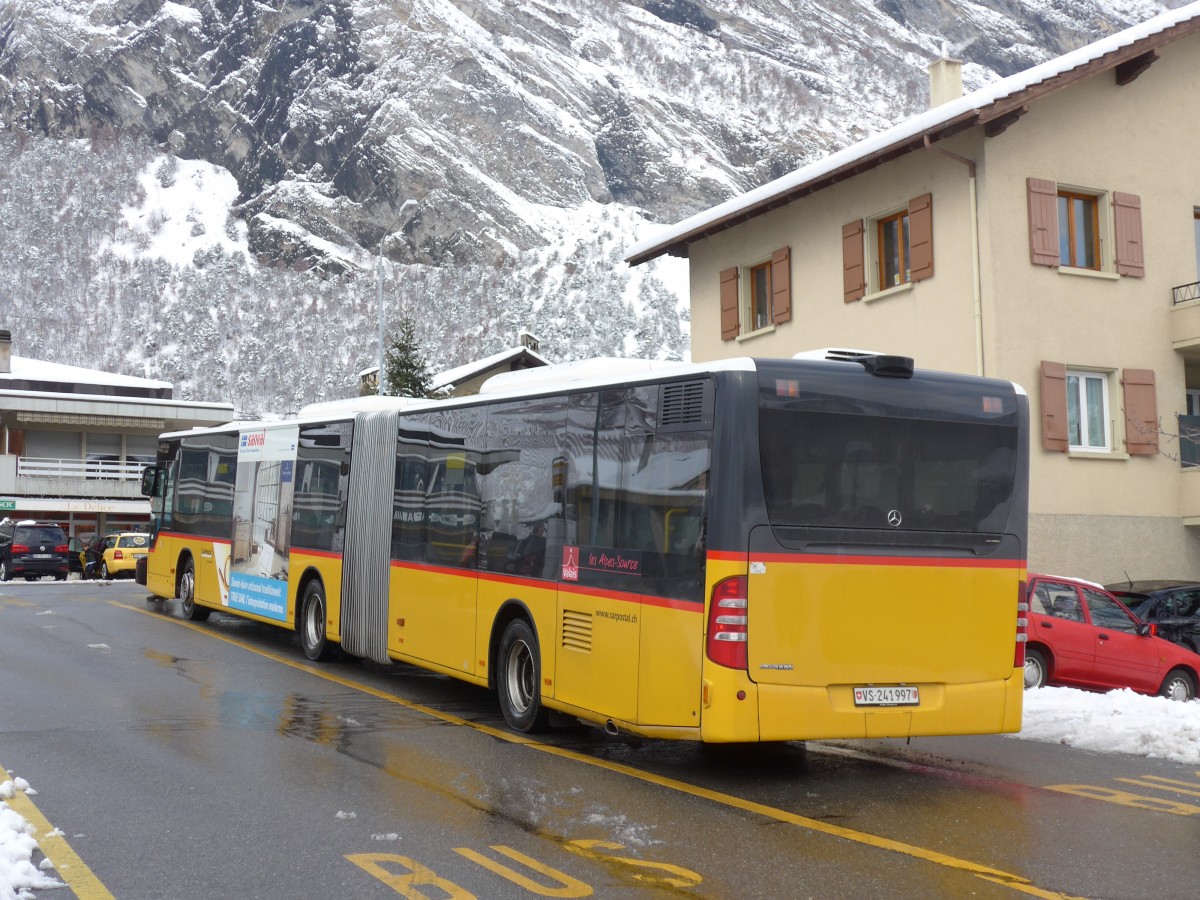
top-left (377, 198), bottom-right (418, 394)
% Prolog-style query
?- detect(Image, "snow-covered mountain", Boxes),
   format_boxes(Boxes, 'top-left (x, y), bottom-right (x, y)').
top-left (0, 0), bottom-right (1181, 414)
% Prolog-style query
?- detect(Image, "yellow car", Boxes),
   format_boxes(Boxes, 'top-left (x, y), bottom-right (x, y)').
top-left (101, 532), bottom-right (150, 579)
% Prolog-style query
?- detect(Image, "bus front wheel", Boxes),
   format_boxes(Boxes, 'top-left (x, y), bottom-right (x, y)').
top-left (179, 559), bottom-right (210, 622)
top-left (300, 580), bottom-right (334, 662)
top-left (497, 618), bottom-right (549, 733)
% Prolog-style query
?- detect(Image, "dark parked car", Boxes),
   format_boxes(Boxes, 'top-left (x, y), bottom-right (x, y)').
top-left (1024, 574), bottom-right (1200, 701)
top-left (1104, 580), bottom-right (1200, 654)
top-left (0, 520), bottom-right (70, 582)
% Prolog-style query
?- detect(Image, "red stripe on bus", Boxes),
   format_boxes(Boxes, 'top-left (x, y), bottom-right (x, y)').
top-left (708, 550), bottom-right (1023, 569)
top-left (158, 532), bottom-right (231, 545)
top-left (289, 548), bottom-right (344, 561)
top-left (390, 560), bottom-right (702, 612)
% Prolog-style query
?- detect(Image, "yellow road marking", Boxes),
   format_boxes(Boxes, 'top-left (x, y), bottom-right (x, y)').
top-left (1, 760), bottom-right (116, 900)
top-left (116, 600), bottom-right (1077, 898)
top-left (1115, 776), bottom-right (1200, 799)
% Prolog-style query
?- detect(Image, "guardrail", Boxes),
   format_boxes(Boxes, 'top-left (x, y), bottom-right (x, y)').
top-left (1173, 281), bottom-right (1200, 305)
top-left (16, 457), bottom-right (146, 481)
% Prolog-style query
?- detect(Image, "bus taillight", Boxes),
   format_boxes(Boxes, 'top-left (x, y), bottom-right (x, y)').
top-left (1015, 580), bottom-right (1028, 668)
top-left (707, 576), bottom-right (748, 669)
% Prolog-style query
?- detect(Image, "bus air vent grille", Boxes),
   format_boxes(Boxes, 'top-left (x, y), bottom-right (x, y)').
top-left (659, 380), bottom-right (712, 432)
top-left (561, 609), bottom-right (593, 652)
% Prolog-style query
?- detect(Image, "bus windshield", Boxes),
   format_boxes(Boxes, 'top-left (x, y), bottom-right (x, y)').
top-left (759, 407), bottom-right (1017, 534)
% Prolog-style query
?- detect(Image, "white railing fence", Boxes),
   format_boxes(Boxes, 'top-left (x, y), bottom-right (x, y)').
top-left (16, 457), bottom-right (147, 481)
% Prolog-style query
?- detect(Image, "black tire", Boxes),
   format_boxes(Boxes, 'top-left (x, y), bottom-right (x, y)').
top-left (54, 573), bottom-right (66, 581)
top-left (0, 560), bottom-right (8, 581)
top-left (300, 580), bottom-right (334, 661)
top-left (497, 618), bottom-right (550, 733)
top-left (1023, 647), bottom-right (1048, 689)
top-left (101, 561), bottom-right (110, 580)
top-left (178, 558), bottom-right (210, 621)
top-left (1159, 669), bottom-right (1196, 702)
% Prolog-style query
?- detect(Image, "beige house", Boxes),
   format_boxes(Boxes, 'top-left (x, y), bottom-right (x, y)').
top-left (627, 4), bottom-right (1200, 583)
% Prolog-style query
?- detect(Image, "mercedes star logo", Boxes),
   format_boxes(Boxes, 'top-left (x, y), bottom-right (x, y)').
top-left (887, 510), bottom-right (902, 527)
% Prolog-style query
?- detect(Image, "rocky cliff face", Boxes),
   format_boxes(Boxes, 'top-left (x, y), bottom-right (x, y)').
top-left (0, 0), bottom-right (1179, 412)
top-left (1, 0), bottom-right (1172, 273)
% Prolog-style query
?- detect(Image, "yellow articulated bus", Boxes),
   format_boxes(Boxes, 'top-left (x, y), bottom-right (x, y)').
top-left (138, 351), bottom-right (1029, 742)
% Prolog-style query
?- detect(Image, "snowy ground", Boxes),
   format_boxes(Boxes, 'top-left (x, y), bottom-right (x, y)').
top-left (4, 686), bottom-right (1199, 897)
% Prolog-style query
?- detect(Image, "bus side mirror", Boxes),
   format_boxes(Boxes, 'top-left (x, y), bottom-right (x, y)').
top-left (140, 466), bottom-right (161, 497)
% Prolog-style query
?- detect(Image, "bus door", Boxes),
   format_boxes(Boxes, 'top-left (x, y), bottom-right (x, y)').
top-left (555, 391), bottom-right (640, 724)
top-left (389, 412), bottom-right (482, 674)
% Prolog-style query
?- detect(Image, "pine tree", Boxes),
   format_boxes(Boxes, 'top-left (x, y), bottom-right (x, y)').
top-left (383, 316), bottom-right (434, 398)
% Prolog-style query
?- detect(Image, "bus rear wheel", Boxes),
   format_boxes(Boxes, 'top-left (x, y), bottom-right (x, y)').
top-left (300, 580), bottom-right (334, 662)
top-left (497, 618), bottom-right (549, 733)
top-left (178, 558), bottom-right (210, 622)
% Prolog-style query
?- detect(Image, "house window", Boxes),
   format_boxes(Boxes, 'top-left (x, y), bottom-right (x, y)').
top-left (747, 260), bottom-right (772, 332)
top-left (1188, 389), bottom-right (1200, 417)
top-left (1066, 369), bottom-right (1110, 451)
top-left (876, 210), bottom-right (910, 288)
top-left (1029, 178), bottom-right (1144, 276)
top-left (719, 247), bottom-right (791, 340)
top-left (1193, 209), bottom-right (1200, 280)
top-left (1058, 190), bottom-right (1100, 269)
top-left (843, 194), bottom-right (932, 302)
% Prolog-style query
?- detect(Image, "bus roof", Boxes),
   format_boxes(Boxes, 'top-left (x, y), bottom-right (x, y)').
top-left (157, 352), bottom-right (1023, 442)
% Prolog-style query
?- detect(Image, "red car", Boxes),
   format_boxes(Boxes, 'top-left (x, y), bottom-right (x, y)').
top-left (1024, 574), bottom-right (1200, 701)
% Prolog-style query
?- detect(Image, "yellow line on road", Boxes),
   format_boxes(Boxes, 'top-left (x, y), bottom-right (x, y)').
top-left (1, 759), bottom-right (116, 900)
top-left (116, 600), bottom-right (1079, 899)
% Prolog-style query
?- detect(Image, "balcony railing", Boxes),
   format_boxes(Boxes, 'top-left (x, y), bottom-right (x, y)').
top-left (1180, 416), bottom-right (1200, 468)
top-left (16, 457), bottom-right (146, 481)
top-left (1173, 281), bottom-right (1200, 305)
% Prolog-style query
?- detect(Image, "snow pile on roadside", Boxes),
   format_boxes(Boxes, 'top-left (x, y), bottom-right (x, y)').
top-left (1016, 686), bottom-right (1200, 763)
top-left (1, 778), bottom-right (62, 900)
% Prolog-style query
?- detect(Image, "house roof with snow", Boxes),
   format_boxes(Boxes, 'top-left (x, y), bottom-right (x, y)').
top-left (431, 346), bottom-right (551, 394)
top-left (1, 355), bottom-right (173, 395)
top-left (0, 354), bottom-right (234, 427)
top-left (626, 0), bottom-right (1200, 266)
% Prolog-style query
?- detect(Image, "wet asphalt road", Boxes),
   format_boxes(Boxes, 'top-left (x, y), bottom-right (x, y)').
top-left (1, 580), bottom-right (1198, 900)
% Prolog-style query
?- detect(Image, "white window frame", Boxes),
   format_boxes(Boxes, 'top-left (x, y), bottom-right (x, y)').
top-left (1193, 208), bottom-right (1200, 282)
top-left (1186, 389), bottom-right (1200, 417)
top-left (1066, 368), bottom-right (1112, 453)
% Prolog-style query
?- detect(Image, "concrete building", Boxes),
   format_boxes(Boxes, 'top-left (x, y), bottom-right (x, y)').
top-left (627, 4), bottom-right (1200, 583)
top-left (0, 330), bottom-right (234, 537)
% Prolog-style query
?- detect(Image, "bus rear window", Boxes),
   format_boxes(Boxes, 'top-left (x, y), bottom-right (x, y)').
top-left (759, 409), bottom-right (1016, 533)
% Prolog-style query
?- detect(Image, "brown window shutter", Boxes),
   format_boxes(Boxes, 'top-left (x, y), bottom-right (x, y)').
top-left (908, 193), bottom-right (934, 282)
top-left (771, 246), bottom-right (791, 324)
top-left (1040, 361), bottom-right (1069, 452)
top-left (842, 220), bottom-right (865, 303)
top-left (1113, 192), bottom-right (1145, 277)
top-left (1122, 368), bottom-right (1158, 455)
top-left (1027, 178), bottom-right (1059, 267)
top-left (720, 267), bottom-right (739, 340)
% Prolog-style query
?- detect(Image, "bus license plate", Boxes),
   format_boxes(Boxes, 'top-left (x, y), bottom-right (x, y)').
top-left (853, 686), bottom-right (919, 707)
